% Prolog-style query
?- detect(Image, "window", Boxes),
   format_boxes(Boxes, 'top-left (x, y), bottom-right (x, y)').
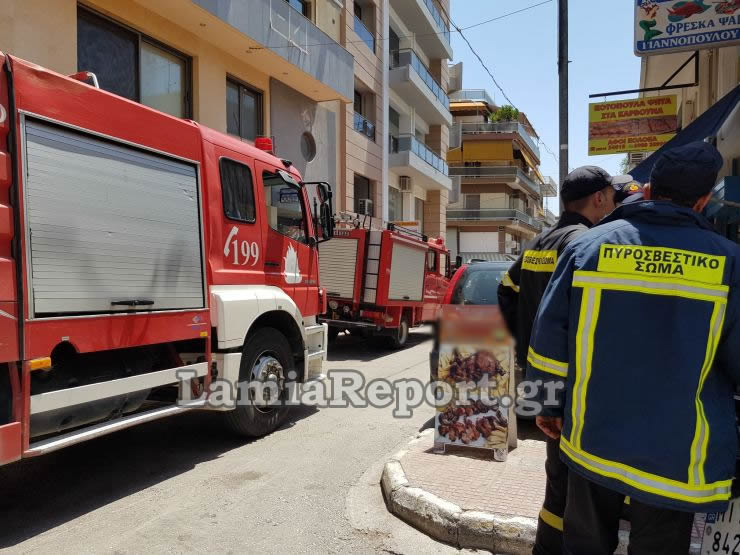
top-left (353, 89), bottom-right (375, 141)
top-left (354, 174), bottom-right (373, 215)
top-left (263, 172), bottom-right (307, 243)
top-left (286, 0), bottom-right (311, 17)
top-left (389, 27), bottom-right (400, 67)
top-left (465, 194), bottom-right (481, 210)
top-left (354, 90), bottom-right (363, 114)
top-left (220, 159), bottom-right (256, 223)
top-left (389, 186), bottom-right (404, 221)
top-left (440, 253), bottom-right (449, 276)
top-left (389, 107), bottom-right (400, 153)
top-left (77, 7), bottom-right (190, 118)
top-left (227, 78), bottom-right (263, 142)
top-left (415, 197), bottom-right (425, 230)
top-left (426, 251), bottom-right (437, 272)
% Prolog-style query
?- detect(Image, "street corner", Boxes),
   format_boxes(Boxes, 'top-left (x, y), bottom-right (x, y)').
top-left (380, 428), bottom-right (546, 554)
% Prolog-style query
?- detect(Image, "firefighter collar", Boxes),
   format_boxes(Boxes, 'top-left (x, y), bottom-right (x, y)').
top-left (599, 200), bottom-right (716, 233)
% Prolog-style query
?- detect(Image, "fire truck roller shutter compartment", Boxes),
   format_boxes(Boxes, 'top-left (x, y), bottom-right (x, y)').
top-left (23, 120), bottom-right (205, 316)
top-left (319, 237), bottom-right (359, 299)
top-left (388, 242), bottom-right (425, 302)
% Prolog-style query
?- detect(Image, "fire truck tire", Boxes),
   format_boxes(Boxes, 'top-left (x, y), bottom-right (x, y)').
top-left (224, 327), bottom-right (294, 438)
top-left (386, 318), bottom-right (410, 349)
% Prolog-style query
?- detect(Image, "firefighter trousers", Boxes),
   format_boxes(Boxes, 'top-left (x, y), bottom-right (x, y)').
top-left (563, 470), bottom-right (694, 555)
top-left (533, 435), bottom-right (568, 555)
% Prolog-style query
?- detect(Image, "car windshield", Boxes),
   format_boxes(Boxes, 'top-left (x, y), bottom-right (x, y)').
top-left (451, 267), bottom-right (508, 305)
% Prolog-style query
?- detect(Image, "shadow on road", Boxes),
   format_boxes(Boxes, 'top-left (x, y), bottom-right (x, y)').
top-left (327, 329), bottom-right (432, 363)
top-left (0, 404), bottom-right (317, 548)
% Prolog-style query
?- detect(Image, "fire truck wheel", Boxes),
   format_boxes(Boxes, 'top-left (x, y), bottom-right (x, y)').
top-left (224, 327), bottom-right (294, 438)
top-left (387, 318), bottom-right (410, 349)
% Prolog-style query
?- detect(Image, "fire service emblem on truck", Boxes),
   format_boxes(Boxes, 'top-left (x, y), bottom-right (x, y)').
top-left (283, 244), bottom-right (302, 284)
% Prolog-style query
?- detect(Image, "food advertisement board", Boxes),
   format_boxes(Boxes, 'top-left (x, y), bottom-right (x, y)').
top-left (588, 95), bottom-right (679, 156)
top-left (635, 0), bottom-right (740, 56)
top-left (434, 305), bottom-right (515, 461)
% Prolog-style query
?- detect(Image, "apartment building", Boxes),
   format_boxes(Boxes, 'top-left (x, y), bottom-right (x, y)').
top-left (446, 89), bottom-right (557, 262)
top-left (341, 0), bottom-right (453, 239)
top-left (2, 0), bottom-right (353, 188)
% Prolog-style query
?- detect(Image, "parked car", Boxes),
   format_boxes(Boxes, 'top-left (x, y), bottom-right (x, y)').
top-left (429, 261), bottom-right (512, 382)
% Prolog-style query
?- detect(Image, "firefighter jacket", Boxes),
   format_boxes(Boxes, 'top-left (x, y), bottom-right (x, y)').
top-left (527, 201), bottom-right (740, 513)
top-left (498, 212), bottom-right (592, 369)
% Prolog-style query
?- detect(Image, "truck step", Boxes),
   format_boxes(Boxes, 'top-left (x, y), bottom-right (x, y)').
top-left (25, 405), bottom-right (192, 457)
top-left (30, 363), bottom-right (208, 415)
top-left (304, 324), bottom-right (326, 336)
top-left (306, 349), bottom-right (326, 360)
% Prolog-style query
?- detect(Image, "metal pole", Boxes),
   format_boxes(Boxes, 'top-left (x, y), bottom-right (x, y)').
top-left (558, 0), bottom-right (568, 191)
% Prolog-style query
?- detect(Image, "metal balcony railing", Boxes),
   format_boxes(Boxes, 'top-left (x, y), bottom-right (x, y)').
top-left (391, 49), bottom-right (449, 109)
top-left (446, 208), bottom-right (543, 230)
top-left (395, 135), bottom-right (448, 175)
top-left (460, 122), bottom-right (540, 160)
top-left (354, 112), bottom-right (376, 141)
top-left (449, 89), bottom-right (495, 107)
top-left (421, 0), bottom-right (451, 44)
top-left (354, 16), bottom-right (375, 53)
top-left (542, 176), bottom-right (558, 197)
top-left (448, 166), bottom-right (541, 196)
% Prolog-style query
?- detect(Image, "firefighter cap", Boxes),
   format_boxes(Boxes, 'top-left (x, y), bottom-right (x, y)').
top-left (560, 166), bottom-right (633, 202)
top-left (650, 141), bottom-right (724, 202)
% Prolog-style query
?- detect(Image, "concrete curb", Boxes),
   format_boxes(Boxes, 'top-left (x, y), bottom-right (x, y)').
top-left (380, 431), bottom-right (537, 554)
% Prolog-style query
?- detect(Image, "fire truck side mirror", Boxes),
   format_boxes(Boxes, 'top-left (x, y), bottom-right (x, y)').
top-left (317, 183), bottom-right (334, 243)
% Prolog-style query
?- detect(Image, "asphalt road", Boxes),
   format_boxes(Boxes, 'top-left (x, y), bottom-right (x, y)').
top-left (0, 329), bottom-right (469, 554)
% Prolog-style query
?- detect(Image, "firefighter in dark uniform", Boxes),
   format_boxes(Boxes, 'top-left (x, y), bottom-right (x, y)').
top-left (498, 166), bottom-right (634, 554)
top-left (527, 141), bottom-right (740, 554)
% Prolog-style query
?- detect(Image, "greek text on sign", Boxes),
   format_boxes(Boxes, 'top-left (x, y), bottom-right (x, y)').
top-left (522, 250), bottom-right (558, 273)
top-left (634, 0), bottom-right (740, 56)
top-left (588, 96), bottom-right (678, 156)
top-left (598, 244), bottom-right (726, 284)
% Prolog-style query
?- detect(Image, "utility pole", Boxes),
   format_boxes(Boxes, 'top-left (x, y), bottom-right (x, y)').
top-left (557, 0), bottom-right (569, 190)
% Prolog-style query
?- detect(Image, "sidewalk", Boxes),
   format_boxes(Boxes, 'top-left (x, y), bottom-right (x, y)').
top-left (381, 427), bottom-right (706, 554)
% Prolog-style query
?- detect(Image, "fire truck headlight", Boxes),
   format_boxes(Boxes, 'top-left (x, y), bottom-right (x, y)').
top-left (329, 300), bottom-right (339, 310)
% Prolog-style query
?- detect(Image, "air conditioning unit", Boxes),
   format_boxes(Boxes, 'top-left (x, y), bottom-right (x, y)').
top-left (399, 176), bottom-right (412, 193)
top-left (357, 198), bottom-right (374, 216)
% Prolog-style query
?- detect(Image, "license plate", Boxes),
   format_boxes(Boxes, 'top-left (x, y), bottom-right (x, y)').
top-left (702, 499), bottom-right (740, 554)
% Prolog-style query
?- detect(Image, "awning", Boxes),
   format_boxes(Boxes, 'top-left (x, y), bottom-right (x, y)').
top-left (631, 84), bottom-right (740, 183)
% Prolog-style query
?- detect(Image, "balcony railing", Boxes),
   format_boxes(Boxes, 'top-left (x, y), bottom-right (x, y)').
top-left (449, 166), bottom-right (541, 196)
top-left (391, 49), bottom-right (449, 109)
top-left (354, 16), bottom-right (375, 53)
top-left (461, 122), bottom-right (540, 160)
top-left (396, 134), bottom-right (448, 175)
top-left (447, 208), bottom-right (543, 230)
top-left (421, 0), bottom-right (451, 44)
top-left (449, 89), bottom-right (495, 107)
top-left (354, 112), bottom-right (376, 141)
top-left (542, 176), bottom-right (558, 197)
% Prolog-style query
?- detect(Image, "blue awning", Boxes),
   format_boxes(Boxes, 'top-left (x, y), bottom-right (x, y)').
top-left (631, 85), bottom-right (740, 184)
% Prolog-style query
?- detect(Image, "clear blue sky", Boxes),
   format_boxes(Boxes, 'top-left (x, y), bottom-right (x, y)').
top-left (450, 0), bottom-right (642, 209)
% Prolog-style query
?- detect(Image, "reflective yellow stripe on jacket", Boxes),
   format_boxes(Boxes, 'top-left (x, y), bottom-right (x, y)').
top-left (570, 270), bottom-right (729, 487)
top-left (527, 347), bottom-right (568, 377)
top-left (501, 272), bottom-right (520, 293)
top-left (560, 437), bottom-right (732, 505)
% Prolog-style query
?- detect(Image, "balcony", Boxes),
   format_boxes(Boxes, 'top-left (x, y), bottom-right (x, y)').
top-left (188, 0), bottom-right (353, 102)
top-left (390, 50), bottom-right (452, 126)
top-left (449, 89), bottom-right (496, 107)
top-left (389, 0), bottom-right (452, 59)
top-left (449, 166), bottom-right (542, 197)
top-left (541, 176), bottom-right (558, 197)
top-left (390, 134), bottom-right (451, 191)
top-left (461, 122), bottom-right (540, 161)
top-left (354, 112), bottom-right (376, 141)
top-left (447, 208), bottom-right (543, 231)
top-left (354, 15), bottom-right (375, 53)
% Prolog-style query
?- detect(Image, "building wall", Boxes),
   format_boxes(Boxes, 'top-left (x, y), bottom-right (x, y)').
top-left (342, 0), bottom-right (385, 216)
top-left (270, 80), bottom-right (339, 186)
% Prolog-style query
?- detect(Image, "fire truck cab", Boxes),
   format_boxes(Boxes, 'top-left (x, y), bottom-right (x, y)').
top-left (0, 53), bottom-right (334, 466)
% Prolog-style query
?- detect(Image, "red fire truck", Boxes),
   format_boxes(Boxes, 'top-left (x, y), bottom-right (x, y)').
top-left (0, 54), bottom-right (335, 466)
top-left (319, 222), bottom-right (451, 348)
